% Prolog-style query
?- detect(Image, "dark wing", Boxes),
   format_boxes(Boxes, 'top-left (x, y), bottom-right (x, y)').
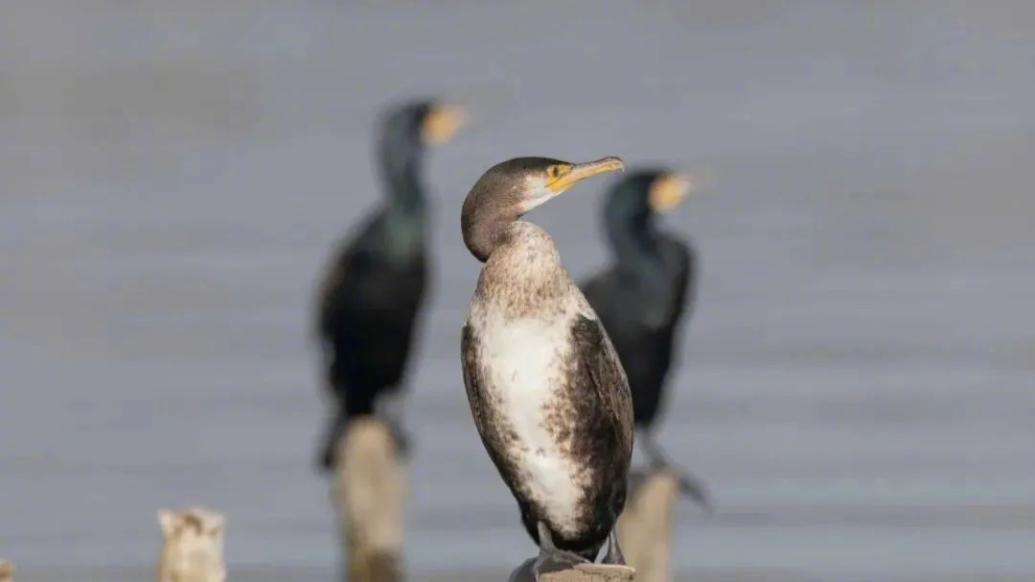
top-left (316, 212), bottom-right (383, 343)
top-left (571, 315), bottom-right (634, 460)
top-left (580, 267), bottom-right (630, 340)
top-left (316, 211), bottom-right (427, 403)
top-left (662, 235), bottom-right (696, 329)
top-left (569, 314), bottom-right (635, 536)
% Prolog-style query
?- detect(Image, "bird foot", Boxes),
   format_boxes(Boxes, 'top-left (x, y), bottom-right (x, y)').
top-left (631, 463), bottom-right (713, 512)
top-left (660, 463), bottom-right (712, 511)
top-left (673, 467), bottom-right (712, 511)
top-left (533, 548), bottom-right (590, 580)
top-left (388, 419), bottom-right (410, 457)
top-left (316, 413), bottom-right (349, 472)
top-left (637, 435), bottom-right (713, 511)
top-left (316, 414), bottom-right (410, 472)
top-left (375, 395), bottom-right (411, 457)
top-left (527, 521), bottom-right (590, 580)
top-left (601, 528), bottom-right (625, 565)
top-left (508, 548), bottom-right (589, 582)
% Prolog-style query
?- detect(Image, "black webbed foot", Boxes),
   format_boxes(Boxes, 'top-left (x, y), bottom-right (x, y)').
top-left (638, 434), bottom-right (713, 512)
top-left (600, 527), bottom-right (625, 565)
top-left (674, 467), bottom-right (711, 511)
top-left (376, 392), bottom-right (411, 458)
top-left (317, 411), bottom-right (409, 472)
top-left (532, 522), bottom-right (588, 580)
top-left (388, 419), bottom-right (411, 458)
top-left (316, 412), bottom-right (349, 472)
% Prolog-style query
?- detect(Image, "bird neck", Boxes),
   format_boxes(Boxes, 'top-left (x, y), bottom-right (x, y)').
top-left (379, 132), bottom-right (427, 217)
top-left (476, 221), bottom-right (569, 317)
top-left (608, 212), bottom-right (664, 277)
top-left (609, 218), bottom-right (678, 328)
top-left (462, 205), bottom-right (520, 263)
top-left (383, 166), bottom-right (426, 218)
top-left (383, 182), bottom-right (426, 248)
top-left (378, 141), bottom-right (427, 260)
top-left (381, 206), bottom-right (425, 263)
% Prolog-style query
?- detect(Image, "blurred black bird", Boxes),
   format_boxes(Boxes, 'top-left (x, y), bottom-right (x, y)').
top-left (580, 169), bottom-right (711, 508)
top-left (315, 99), bottom-right (464, 471)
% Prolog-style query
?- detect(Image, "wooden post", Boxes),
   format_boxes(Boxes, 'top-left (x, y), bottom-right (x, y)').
top-left (0, 559), bottom-right (13, 582)
top-left (616, 472), bottom-right (681, 582)
top-left (333, 417), bottom-right (406, 582)
top-left (540, 564), bottom-right (635, 581)
top-left (157, 507), bottom-right (227, 582)
top-left (511, 560), bottom-right (634, 581)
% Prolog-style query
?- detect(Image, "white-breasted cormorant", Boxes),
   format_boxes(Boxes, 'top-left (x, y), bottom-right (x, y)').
top-left (460, 156), bottom-right (634, 572)
top-left (316, 100), bottom-right (464, 470)
top-left (580, 170), bottom-right (709, 507)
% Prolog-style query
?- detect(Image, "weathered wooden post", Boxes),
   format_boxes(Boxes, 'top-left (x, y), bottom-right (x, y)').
top-left (333, 417), bottom-right (406, 582)
top-left (540, 564), bottom-right (636, 581)
top-left (616, 472), bottom-right (682, 582)
top-left (511, 559), bottom-right (635, 581)
top-left (157, 506), bottom-right (227, 582)
top-left (0, 559), bottom-right (13, 582)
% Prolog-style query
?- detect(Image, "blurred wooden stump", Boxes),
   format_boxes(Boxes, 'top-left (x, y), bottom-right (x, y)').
top-left (616, 471), bottom-right (681, 582)
top-left (0, 559), bottom-right (13, 582)
top-left (333, 417), bottom-right (406, 582)
top-left (157, 506), bottom-right (227, 582)
top-left (541, 564), bottom-right (636, 581)
top-left (511, 560), bottom-right (635, 582)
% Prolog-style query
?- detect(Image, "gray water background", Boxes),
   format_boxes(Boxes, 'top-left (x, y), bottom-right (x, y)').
top-left (2, 2), bottom-right (1034, 580)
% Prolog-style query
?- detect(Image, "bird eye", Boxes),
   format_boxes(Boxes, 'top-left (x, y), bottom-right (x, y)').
top-left (547, 165), bottom-right (564, 180)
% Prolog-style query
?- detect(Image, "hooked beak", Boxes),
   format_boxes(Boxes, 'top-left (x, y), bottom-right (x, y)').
top-left (649, 173), bottom-right (693, 212)
top-left (421, 104), bottom-right (466, 145)
top-left (547, 156), bottom-right (625, 194)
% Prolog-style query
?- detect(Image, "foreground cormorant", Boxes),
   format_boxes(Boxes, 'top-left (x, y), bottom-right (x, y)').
top-left (316, 100), bottom-right (464, 470)
top-left (580, 170), bottom-right (709, 506)
top-left (460, 156), bottom-right (634, 572)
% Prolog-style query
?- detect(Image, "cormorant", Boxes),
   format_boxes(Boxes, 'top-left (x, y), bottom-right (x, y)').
top-left (316, 100), bottom-right (464, 470)
top-left (460, 156), bottom-right (634, 572)
top-left (580, 170), bottom-right (709, 507)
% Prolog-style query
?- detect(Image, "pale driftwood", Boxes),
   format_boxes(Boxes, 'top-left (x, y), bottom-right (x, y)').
top-left (0, 559), bottom-right (13, 582)
top-left (157, 507), bottom-right (227, 582)
top-left (333, 417), bottom-right (406, 582)
top-left (541, 564), bottom-right (636, 581)
top-left (616, 472), bottom-right (681, 582)
top-left (511, 560), bottom-right (635, 581)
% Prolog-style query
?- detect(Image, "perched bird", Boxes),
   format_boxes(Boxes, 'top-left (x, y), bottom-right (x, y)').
top-left (580, 170), bottom-right (709, 507)
top-left (460, 156), bottom-right (634, 572)
top-left (316, 100), bottom-right (464, 470)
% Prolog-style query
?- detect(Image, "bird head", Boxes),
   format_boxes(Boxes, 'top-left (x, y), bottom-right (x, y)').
top-left (461, 156), bottom-right (625, 261)
top-left (377, 99), bottom-right (466, 198)
top-left (380, 99), bottom-right (466, 152)
top-left (467, 156), bottom-right (625, 216)
top-left (606, 169), bottom-right (694, 222)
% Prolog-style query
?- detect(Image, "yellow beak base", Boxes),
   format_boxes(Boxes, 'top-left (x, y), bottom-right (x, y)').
top-left (547, 156), bottom-right (625, 194)
top-left (421, 105), bottom-right (466, 145)
top-left (648, 173), bottom-right (693, 212)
